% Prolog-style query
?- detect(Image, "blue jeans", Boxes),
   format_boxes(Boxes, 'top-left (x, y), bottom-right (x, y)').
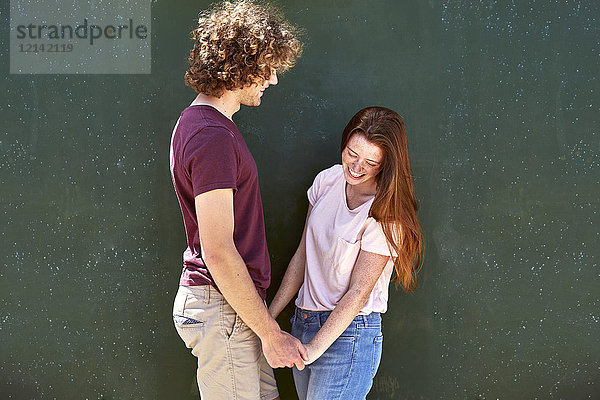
top-left (291, 308), bottom-right (383, 400)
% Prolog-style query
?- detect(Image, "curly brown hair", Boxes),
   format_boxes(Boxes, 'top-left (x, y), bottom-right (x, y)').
top-left (185, 0), bottom-right (302, 97)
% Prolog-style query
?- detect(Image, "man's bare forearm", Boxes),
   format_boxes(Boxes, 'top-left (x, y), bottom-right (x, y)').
top-left (194, 189), bottom-right (307, 368)
top-left (204, 243), bottom-right (307, 369)
top-left (205, 245), bottom-right (279, 339)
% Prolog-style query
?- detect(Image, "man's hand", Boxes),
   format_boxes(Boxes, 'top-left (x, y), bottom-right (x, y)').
top-left (261, 330), bottom-right (308, 370)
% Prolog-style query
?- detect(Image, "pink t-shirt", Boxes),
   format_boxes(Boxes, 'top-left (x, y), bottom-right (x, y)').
top-left (295, 165), bottom-right (395, 314)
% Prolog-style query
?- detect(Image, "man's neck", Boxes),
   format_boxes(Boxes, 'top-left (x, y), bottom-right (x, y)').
top-left (190, 92), bottom-right (240, 120)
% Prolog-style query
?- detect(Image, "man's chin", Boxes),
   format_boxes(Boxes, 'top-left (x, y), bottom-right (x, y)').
top-left (241, 99), bottom-right (261, 107)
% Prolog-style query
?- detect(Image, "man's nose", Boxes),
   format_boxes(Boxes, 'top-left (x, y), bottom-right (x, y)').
top-left (268, 71), bottom-right (278, 85)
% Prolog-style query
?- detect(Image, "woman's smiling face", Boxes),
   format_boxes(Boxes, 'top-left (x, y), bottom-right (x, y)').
top-left (341, 132), bottom-right (384, 192)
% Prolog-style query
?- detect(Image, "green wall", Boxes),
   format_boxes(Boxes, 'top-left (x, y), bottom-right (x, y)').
top-left (1, 1), bottom-right (598, 399)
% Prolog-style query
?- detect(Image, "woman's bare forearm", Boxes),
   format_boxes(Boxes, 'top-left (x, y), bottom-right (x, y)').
top-left (304, 288), bottom-right (368, 362)
top-left (269, 247), bottom-right (306, 318)
top-left (269, 205), bottom-right (312, 319)
top-left (304, 250), bottom-right (390, 363)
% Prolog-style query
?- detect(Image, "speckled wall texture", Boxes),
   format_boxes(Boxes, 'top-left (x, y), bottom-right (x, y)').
top-left (1, 1), bottom-right (598, 399)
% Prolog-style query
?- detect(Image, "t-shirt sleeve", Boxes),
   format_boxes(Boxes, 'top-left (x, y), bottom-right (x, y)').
top-left (307, 168), bottom-right (326, 205)
top-left (307, 165), bottom-right (339, 206)
top-left (184, 127), bottom-right (238, 197)
top-left (360, 217), bottom-right (396, 257)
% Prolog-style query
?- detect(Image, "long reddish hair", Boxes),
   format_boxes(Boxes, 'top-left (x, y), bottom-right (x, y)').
top-left (341, 107), bottom-right (423, 292)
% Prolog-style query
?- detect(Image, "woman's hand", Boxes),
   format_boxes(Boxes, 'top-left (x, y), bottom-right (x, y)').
top-left (303, 341), bottom-right (325, 365)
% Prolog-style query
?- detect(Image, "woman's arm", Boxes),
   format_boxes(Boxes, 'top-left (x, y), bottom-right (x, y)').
top-left (304, 249), bottom-right (390, 363)
top-left (268, 204), bottom-right (313, 319)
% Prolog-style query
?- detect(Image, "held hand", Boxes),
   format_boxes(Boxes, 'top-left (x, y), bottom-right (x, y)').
top-left (303, 342), bottom-right (324, 365)
top-left (262, 330), bottom-right (308, 370)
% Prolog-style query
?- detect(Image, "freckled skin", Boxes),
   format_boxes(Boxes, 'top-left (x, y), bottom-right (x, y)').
top-left (341, 133), bottom-right (383, 195)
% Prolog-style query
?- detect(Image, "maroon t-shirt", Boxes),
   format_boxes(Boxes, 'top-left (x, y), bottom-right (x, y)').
top-left (170, 105), bottom-right (271, 299)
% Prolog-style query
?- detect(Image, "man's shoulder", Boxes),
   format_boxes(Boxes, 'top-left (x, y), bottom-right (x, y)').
top-left (176, 106), bottom-right (239, 148)
top-left (179, 106), bottom-right (234, 133)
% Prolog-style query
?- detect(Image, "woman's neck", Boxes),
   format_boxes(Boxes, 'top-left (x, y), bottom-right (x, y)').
top-left (345, 182), bottom-right (376, 209)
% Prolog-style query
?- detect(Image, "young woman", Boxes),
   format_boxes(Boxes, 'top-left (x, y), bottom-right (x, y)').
top-left (269, 106), bottom-right (423, 399)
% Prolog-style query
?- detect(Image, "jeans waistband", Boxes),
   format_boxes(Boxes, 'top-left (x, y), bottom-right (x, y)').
top-left (294, 307), bottom-right (380, 327)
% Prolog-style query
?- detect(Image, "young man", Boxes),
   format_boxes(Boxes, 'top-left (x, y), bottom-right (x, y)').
top-left (169, 1), bottom-right (304, 399)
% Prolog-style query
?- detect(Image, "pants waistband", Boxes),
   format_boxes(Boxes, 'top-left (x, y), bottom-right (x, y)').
top-left (178, 284), bottom-right (219, 304)
top-left (294, 307), bottom-right (380, 327)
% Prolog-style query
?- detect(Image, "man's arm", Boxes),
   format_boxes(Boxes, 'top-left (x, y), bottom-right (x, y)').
top-left (268, 204), bottom-right (312, 319)
top-left (195, 188), bottom-right (307, 369)
top-left (303, 250), bottom-right (389, 363)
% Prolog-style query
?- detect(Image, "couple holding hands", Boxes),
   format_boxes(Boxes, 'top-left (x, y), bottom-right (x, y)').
top-left (170, 1), bottom-right (423, 399)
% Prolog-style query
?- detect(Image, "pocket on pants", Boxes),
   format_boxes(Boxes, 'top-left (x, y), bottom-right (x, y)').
top-left (174, 314), bottom-right (205, 350)
top-left (221, 299), bottom-right (245, 340)
top-left (174, 315), bottom-right (204, 326)
top-left (371, 334), bottom-right (383, 377)
top-left (224, 313), bottom-right (241, 340)
top-left (173, 288), bottom-right (207, 349)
